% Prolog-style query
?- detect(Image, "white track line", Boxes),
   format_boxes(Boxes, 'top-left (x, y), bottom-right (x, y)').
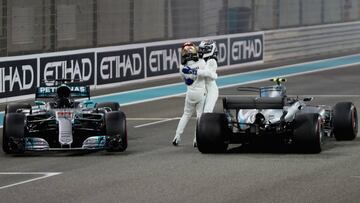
top-left (0, 172), bottom-right (62, 190)
top-left (294, 95), bottom-right (360, 98)
top-left (127, 117), bottom-right (180, 121)
top-left (220, 94), bottom-right (360, 97)
top-left (134, 118), bottom-right (180, 128)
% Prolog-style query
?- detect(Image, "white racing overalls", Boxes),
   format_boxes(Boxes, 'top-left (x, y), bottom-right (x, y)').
top-left (203, 58), bottom-right (219, 113)
top-left (173, 59), bottom-right (217, 145)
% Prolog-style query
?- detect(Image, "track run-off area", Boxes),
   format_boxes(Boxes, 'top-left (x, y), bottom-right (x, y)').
top-left (1, 54), bottom-right (360, 202)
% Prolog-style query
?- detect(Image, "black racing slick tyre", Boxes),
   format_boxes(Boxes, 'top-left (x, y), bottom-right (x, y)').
top-left (6, 103), bottom-right (31, 114)
top-left (333, 102), bottom-right (358, 141)
top-left (105, 111), bottom-right (127, 152)
top-left (95, 102), bottom-right (120, 111)
top-left (2, 115), bottom-right (10, 154)
top-left (196, 113), bottom-right (229, 153)
top-left (293, 113), bottom-right (322, 154)
top-left (2, 113), bottom-right (26, 154)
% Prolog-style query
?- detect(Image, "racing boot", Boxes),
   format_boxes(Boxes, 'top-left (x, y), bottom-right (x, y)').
top-left (193, 136), bottom-right (197, 148)
top-left (172, 135), bottom-right (181, 146)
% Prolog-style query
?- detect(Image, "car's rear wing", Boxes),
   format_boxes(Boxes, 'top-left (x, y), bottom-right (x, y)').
top-left (35, 85), bottom-right (90, 99)
top-left (223, 97), bottom-right (284, 110)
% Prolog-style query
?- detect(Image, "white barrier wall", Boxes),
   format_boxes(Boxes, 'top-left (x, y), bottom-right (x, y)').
top-left (264, 21), bottom-right (360, 62)
top-left (3, 0), bottom-right (359, 56)
top-left (2, 21), bottom-right (360, 102)
top-left (0, 32), bottom-right (264, 102)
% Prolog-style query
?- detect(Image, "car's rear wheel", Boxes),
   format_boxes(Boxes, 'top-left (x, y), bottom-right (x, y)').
top-left (95, 102), bottom-right (120, 111)
top-left (105, 111), bottom-right (127, 152)
top-left (2, 113), bottom-right (26, 154)
top-left (333, 102), bottom-right (358, 141)
top-left (196, 113), bottom-right (229, 153)
top-left (293, 113), bottom-right (322, 153)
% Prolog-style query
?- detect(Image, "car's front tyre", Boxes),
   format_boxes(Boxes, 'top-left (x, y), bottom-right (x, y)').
top-left (95, 102), bottom-right (120, 112)
top-left (105, 111), bottom-right (127, 152)
top-left (2, 113), bottom-right (26, 154)
top-left (6, 103), bottom-right (31, 114)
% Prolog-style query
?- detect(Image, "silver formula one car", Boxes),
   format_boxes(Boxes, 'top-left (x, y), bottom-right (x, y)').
top-left (196, 78), bottom-right (358, 154)
top-left (2, 80), bottom-right (127, 154)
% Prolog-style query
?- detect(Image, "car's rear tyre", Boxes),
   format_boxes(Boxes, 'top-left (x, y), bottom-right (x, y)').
top-left (293, 113), bottom-right (322, 154)
top-left (95, 102), bottom-right (120, 111)
top-left (333, 102), bottom-right (358, 141)
top-left (2, 113), bottom-right (26, 154)
top-left (196, 113), bottom-right (229, 153)
top-left (105, 111), bottom-right (127, 152)
top-left (6, 103), bottom-right (31, 114)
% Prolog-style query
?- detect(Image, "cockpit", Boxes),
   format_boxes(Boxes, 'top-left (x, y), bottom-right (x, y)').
top-left (55, 85), bottom-right (74, 108)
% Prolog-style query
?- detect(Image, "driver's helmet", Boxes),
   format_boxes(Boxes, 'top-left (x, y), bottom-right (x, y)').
top-left (260, 85), bottom-right (286, 97)
top-left (198, 40), bottom-right (218, 59)
top-left (56, 85), bottom-right (72, 108)
top-left (181, 42), bottom-right (198, 65)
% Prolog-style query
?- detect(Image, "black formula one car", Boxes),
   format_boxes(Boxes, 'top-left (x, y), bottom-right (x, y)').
top-left (2, 79), bottom-right (127, 154)
top-left (196, 78), bottom-right (358, 153)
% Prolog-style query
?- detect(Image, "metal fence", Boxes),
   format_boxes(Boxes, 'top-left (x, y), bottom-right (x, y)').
top-left (0, 0), bottom-right (359, 57)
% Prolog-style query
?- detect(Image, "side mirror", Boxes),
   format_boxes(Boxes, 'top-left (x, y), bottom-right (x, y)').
top-left (83, 100), bottom-right (94, 108)
top-left (35, 100), bottom-right (46, 106)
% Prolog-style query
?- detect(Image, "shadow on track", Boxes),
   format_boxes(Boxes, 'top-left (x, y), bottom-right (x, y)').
top-left (225, 138), bottom-right (359, 155)
top-left (1, 150), bottom-right (133, 158)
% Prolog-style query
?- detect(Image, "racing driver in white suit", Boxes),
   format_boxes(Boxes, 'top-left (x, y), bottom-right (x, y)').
top-left (199, 40), bottom-right (219, 113)
top-left (172, 42), bottom-right (217, 146)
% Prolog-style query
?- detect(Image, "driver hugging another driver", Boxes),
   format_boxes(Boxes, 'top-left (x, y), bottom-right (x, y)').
top-left (172, 40), bottom-right (219, 147)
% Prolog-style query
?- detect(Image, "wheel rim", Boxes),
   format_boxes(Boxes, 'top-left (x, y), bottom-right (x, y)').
top-left (351, 106), bottom-right (358, 134)
top-left (317, 117), bottom-right (324, 145)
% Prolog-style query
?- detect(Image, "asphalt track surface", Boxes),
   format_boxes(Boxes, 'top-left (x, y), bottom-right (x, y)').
top-left (1, 62), bottom-right (360, 202)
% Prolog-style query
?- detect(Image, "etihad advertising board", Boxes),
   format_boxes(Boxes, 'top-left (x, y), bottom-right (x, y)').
top-left (145, 38), bottom-right (230, 78)
top-left (229, 34), bottom-right (263, 65)
top-left (97, 48), bottom-right (145, 85)
top-left (0, 32), bottom-right (264, 100)
top-left (39, 53), bottom-right (95, 86)
top-left (0, 59), bottom-right (37, 98)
